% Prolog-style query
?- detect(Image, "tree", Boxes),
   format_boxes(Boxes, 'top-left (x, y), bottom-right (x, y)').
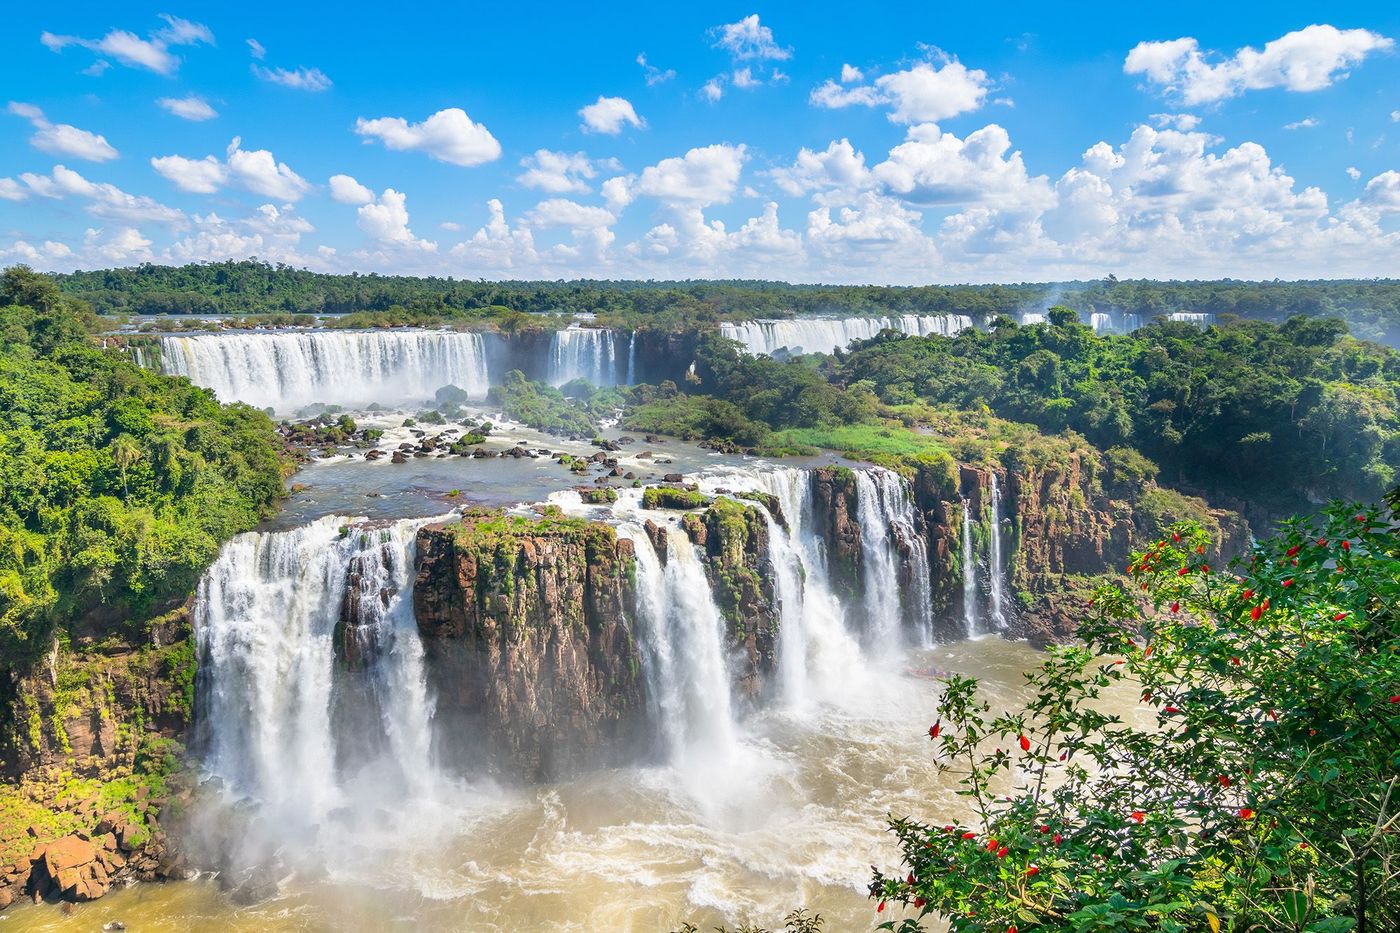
top-left (873, 496), bottom-right (1400, 932)
top-left (111, 434), bottom-right (142, 499)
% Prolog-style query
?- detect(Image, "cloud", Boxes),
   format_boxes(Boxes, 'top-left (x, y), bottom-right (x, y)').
top-left (525, 198), bottom-right (616, 229)
top-left (772, 138), bottom-right (872, 201)
top-left (225, 138), bottom-right (312, 200)
top-left (0, 178), bottom-right (29, 201)
top-left (811, 60), bottom-right (991, 123)
top-left (354, 108), bottom-right (501, 166)
top-left (19, 165), bottom-right (184, 226)
top-left (157, 94), bottom-right (217, 121)
top-left (637, 144), bottom-right (746, 207)
top-left (150, 138), bottom-right (310, 200)
top-left (1347, 166), bottom-right (1362, 180)
top-left (1150, 112), bottom-right (1202, 131)
top-left (246, 38), bottom-right (266, 60)
top-left (701, 79), bottom-right (724, 102)
top-left (1391, 110), bottom-right (1400, 122)
top-left (732, 68), bottom-right (761, 89)
top-left (8, 102), bottom-right (119, 162)
top-left (840, 64), bottom-right (864, 83)
top-left (1283, 117), bottom-right (1320, 130)
top-left (1125, 25), bottom-right (1394, 105)
top-left (253, 65), bottom-right (332, 91)
top-left (328, 174), bottom-right (375, 205)
top-left (637, 53), bottom-right (675, 86)
top-left (40, 14), bottom-right (212, 75)
top-left (1361, 171), bottom-right (1400, 212)
top-left (355, 188), bottom-right (436, 252)
top-left (874, 123), bottom-right (1054, 209)
top-left (579, 96), bottom-right (644, 134)
top-left (712, 14), bottom-right (791, 61)
top-left (167, 204), bottom-right (316, 266)
top-left (518, 150), bottom-right (598, 193)
top-left (150, 154), bottom-right (227, 194)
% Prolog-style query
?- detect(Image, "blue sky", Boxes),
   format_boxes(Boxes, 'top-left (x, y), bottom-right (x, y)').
top-left (2, 1), bottom-right (1397, 283)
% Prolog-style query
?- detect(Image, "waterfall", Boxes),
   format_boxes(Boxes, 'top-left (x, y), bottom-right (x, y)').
top-left (961, 500), bottom-right (978, 636)
top-left (750, 469), bottom-right (865, 707)
top-left (160, 330), bottom-right (490, 412)
top-left (719, 315), bottom-right (974, 356)
top-left (987, 474), bottom-right (1008, 630)
top-left (851, 469), bottom-right (930, 646)
top-left (195, 515), bottom-right (443, 826)
top-left (1167, 312), bottom-right (1215, 326)
top-left (625, 331), bottom-right (637, 386)
top-left (548, 326), bottom-right (620, 387)
top-left (1018, 312), bottom-right (1047, 326)
top-left (619, 523), bottom-right (738, 765)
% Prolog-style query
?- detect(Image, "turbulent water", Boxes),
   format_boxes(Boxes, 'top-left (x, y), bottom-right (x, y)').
top-left (161, 331), bottom-right (492, 412)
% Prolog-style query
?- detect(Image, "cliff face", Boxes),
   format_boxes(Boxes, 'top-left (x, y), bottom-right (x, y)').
top-left (809, 467), bottom-right (863, 607)
top-left (681, 498), bottom-right (778, 700)
top-left (0, 610), bottom-right (194, 909)
top-left (412, 508), bottom-right (649, 781)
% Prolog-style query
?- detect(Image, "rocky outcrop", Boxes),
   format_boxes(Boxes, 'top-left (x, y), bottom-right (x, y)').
top-left (0, 607), bottom-right (194, 909)
top-left (681, 499), bottom-right (779, 699)
top-left (810, 466), bottom-right (862, 606)
top-left (412, 508), bottom-right (648, 781)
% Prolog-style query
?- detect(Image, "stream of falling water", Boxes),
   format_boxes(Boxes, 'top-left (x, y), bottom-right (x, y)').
top-left (962, 499), bottom-right (979, 637)
top-left (988, 473), bottom-right (1009, 630)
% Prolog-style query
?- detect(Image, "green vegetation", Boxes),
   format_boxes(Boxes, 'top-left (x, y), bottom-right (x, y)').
top-left (487, 370), bottom-right (599, 436)
top-left (0, 265), bottom-right (289, 668)
top-left (837, 313), bottom-right (1399, 512)
top-left (55, 262), bottom-right (1400, 343)
top-left (642, 487), bottom-right (711, 510)
top-left (873, 498), bottom-right (1400, 931)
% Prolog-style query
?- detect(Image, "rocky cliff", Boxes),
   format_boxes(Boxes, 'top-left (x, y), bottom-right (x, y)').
top-left (412, 507), bottom-right (649, 781)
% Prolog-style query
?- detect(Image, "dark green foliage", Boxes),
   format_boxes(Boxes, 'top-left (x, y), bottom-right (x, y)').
top-left (0, 265), bottom-right (288, 668)
top-left (486, 371), bottom-right (598, 435)
top-left (838, 315), bottom-right (1400, 512)
top-left (641, 487), bottom-right (710, 510)
top-left (873, 500), bottom-right (1400, 931)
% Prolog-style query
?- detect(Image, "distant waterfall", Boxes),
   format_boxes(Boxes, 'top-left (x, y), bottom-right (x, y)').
top-left (548, 326), bottom-right (626, 387)
top-left (160, 330), bottom-right (490, 412)
top-left (987, 475), bottom-right (1009, 630)
top-left (961, 500), bottom-right (978, 636)
top-left (195, 516), bottom-right (443, 826)
top-left (720, 315), bottom-right (974, 356)
top-left (620, 523), bottom-right (738, 765)
top-left (1167, 312), bottom-right (1215, 326)
top-left (1088, 311), bottom-right (1141, 334)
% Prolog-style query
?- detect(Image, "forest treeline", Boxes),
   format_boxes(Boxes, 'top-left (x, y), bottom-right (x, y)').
top-left (54, 261), bottom-right (1400, 342)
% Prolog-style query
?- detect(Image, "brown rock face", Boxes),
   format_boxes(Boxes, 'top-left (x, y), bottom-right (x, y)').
top-left (810, 467), bottom-right (862, 606)
top-left (412, 509), bottom-right (649, 781)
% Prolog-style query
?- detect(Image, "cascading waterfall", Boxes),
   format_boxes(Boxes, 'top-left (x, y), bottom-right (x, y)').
top-left (719, 315), bottom-right (974, 356)
top-left (961, 500), bottom-right (978, 636)
top-left (195, 514), bottom-right (443, 827)
top-left (619, 523), bottom-right (738, 765)
top-left (1167, 311), bottom-right (1215, 326)
top-left (161, 330), bottom-right (490, 412)
top-left (852, 469), bottom-right (931, 646)
top-left (547, 326), bottom-right (622, 387)
top-left (987, 474), bottom-right (1009, 630)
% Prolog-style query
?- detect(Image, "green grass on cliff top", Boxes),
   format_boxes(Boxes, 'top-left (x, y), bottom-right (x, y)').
top-left (770, 423), bottom-right (948, 460)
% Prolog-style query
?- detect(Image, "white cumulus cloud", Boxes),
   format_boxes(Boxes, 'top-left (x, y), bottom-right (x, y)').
top-left (811, 60), bottom-right (991, 123)
top-left (579, 96), bottom-right (644, 135)
top-left (355, 108), bottom-right (501, 166)
top-left (40, 14), bottom-right (212, 75)
top-left (328, 174), bottom-right (376, 205)
top-left (517, 150), bottom-right (599, 193)
top-left (157, 94), bottom-right (217, 121)
top-left (711, 14), bottom-right (791, 61)
top-left (1125, 25), bottom-right (1394, 105)
top-left (150, 154), bottom-right (227, 194)
top-left (637, 144), bottom-right (747, 207)
top-left (8, 102), bottom-right (118, 162)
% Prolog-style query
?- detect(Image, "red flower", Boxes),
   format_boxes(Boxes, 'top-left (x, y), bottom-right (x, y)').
top-left (1239, 808), bottom-right (1255, 820)
top-left (1019, 734), bottom-right (1031, 752)
top-left (1250, 605), bottom-right (1263, 621)
top-left (1130, 811), bottom-right (1145, 823)
top-left (1286, 545), bottom-right (1300, 557)
top-left (1389, 696), bottom-right (1400, 705)
top-left (1355, 513), bottom-right (1367, 522)
top-left (1172, 532), bottom-right (1181, 543)
top-left (1164, 706), bottom-right (1181, 714)
top-left (996, 846), bottom-right (1008, 858)
top-left (1025, 865), bottom-right (1040, 877)
top-left (1038, 825), bottom-right (1050, 833)
top-left (1177, 566), bottom-right (1189, 576)
top-left (907, 872), bottom-right (915, 885)
top-left (1218, 775), bottom-right (1232, 787)
top-left (929, 721), bottom-right (941, 739)
top-left (1059, 752), bottom-right (1067, 761)
top-left (944, 825), bottom-right (954, 833)
top-left (1342, 540), bottom-right (1351, 551)
top-left (1316, 538), bottom-right (1327, 547)
top-left (1242, 589), bottom-right (1254, 600)
top-left (1334, 612), bottom-right (1348, 621)
top-left (1201, 564), bottom-right (1210, 573)
top-left (1053, 833), bottom-right (1063, 846)
top-left (1231, 657), bottom-right (1241, 665)
top-left (1170, 601), bottom-right (1179, 613)
top-left (987, 838), bottom-right (999, 852)
top-left (1282, 579), bottom-right (1293, 587)
top-left (914, 897), bottom-right (926, 908)
top-left (962, 831), bottom-right (977, 840)
top-left (877, 901), bottom-right (885, 913)
top-left (1297, 843), bottom-right (1309, 851)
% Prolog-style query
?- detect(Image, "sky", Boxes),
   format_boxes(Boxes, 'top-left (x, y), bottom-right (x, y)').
top-left (1, 1), bottom-right (1398, 284)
